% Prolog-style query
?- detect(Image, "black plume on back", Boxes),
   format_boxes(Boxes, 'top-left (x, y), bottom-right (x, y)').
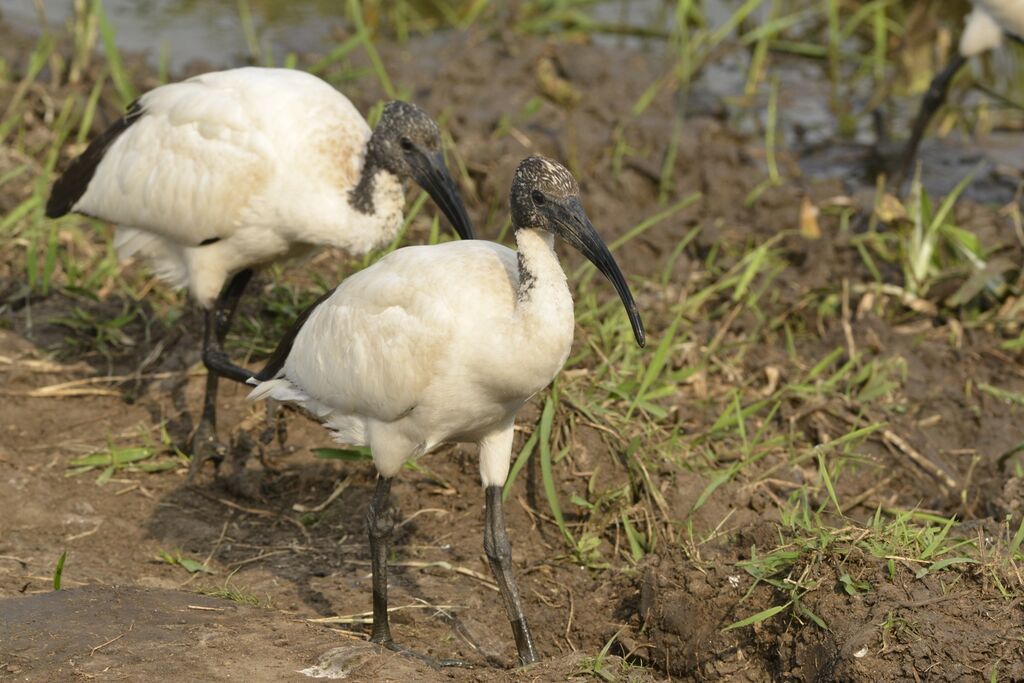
top-left (253, 286), bottom-right (338, 382)
top-left (46, 100), bottom-right (145, 219)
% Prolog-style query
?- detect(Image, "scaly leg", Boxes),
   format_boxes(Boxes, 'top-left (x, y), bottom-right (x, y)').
top-left (188, 269), bottom-right (255, 481)
top-left (892, 53), bottom-right (968, 192)
top-left (483, 486), bottom-right (539, 666)
top-left (367, 475), bottom-right (397, 645)
top-left (366, 475), bottom-right (464, 668)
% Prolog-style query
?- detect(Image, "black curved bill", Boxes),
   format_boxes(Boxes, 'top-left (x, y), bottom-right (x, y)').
top-left (549, 198), bottom-right (646, 348)
top-left (410, 149), bottom-right (474, 240)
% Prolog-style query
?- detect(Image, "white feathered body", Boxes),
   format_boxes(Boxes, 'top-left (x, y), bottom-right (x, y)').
top-left (249, 230), bottom-right (575, 486)
top-left (962, 0), bottom-right (1024, 56)
top-left (72, 67), bottom-right (405, 307)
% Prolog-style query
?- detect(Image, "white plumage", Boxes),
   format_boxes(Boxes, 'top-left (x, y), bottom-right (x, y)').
top-left (961, 0), bottom-right (1024, 56)
top-left (246, 156), bottom-right (645, 666)
top-left (71, 68), bottom-right (400, 306)
top-left (48, 66), bottom-right (473, 476)
top-left (249, 235), bottom-right (575, 485)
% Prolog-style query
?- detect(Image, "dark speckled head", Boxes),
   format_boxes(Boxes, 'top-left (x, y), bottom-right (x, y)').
top-left (362, 101), bottom-right (473, 239)
top-left (509, 155), bottom-right (646, 348)
top-left (368, 101), bottom-right (442, 175)
top-left (510, 156), bottom-right (579, 231)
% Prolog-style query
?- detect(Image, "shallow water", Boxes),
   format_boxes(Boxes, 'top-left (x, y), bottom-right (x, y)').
top-left (0, 0), bottom-right (344, 70)
top-left (1, 0), bottom-right (755, 68)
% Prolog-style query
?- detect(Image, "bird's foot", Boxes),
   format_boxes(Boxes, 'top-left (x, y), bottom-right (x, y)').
top-left (371, 637), bottom-right (467, 669)
top-left (186, 423), bottom-right (226, 483)
top-left (219, 429), bottom-right (264, 500)
top-left (218, 468), bottom-right (262, 499)
top-left (256, 399), bottom-right (288, 472)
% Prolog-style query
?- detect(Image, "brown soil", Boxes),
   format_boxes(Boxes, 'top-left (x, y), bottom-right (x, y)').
top-left (2, 19), bottom-right (1024, 683)
top-left (638, 543), bottom-right (1024, 681)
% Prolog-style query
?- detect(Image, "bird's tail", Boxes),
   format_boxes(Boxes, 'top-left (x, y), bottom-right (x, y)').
top-left (247, 378), bottom-right (337, 422)
top-left (114, 228), bottom-right (189, 290)
top-left (246, 378), bottom-right (309, 404)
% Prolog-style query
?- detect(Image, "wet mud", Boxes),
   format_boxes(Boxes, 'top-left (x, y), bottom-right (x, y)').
top-left (2, 17), bottom-right (1024, 683)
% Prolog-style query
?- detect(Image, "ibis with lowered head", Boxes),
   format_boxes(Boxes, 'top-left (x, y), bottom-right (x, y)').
top-left (247, 156), bottom-right (645, 666)
top-left (46, 67), bottom-right (473, 477)
top-left (896, 0), bottom-right (1024, 187)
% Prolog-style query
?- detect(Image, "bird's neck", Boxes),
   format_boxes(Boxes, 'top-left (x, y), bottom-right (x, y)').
top-left (349, 157), bottom-right (384, 215)
top-left (338, 159), bottom-right (405, 252)
top-left (515, 227), bottom-right (573, 317)
top-left (515, 228), bottom-right (562, 298)
top-left (510, 227), bottom-right (575, 378)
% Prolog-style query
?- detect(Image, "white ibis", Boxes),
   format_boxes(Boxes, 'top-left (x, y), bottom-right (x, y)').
top-left (246, 156), bottom-right (645, 666)
top-left (46, 67), bottom-right (474, 478)
top-left (896, 0), bottom-right (1024, 187)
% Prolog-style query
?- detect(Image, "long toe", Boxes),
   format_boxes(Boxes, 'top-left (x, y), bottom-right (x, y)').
top-left (186, 427), bottom-right (226, 483)
top-left (219, 467), bottom-right (262, 499)
top-left (220, 431), bottom-right (264, 499)
top-left (378, 640), bottom-right (468, 669)
top-left (256, 401), bottom-right (289, 471)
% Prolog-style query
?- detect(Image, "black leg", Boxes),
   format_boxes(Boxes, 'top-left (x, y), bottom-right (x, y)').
top-left (188, 269), bottom-right (255, 481)
top-left (365, 475), bottom-right (465, 668)
top-left (893, 53), bottom-right (968, 192)
top-left (202, 268), bottom-right (256, 384)
top-left (483, 486), bottom-right (539, 666)
top-left (367, 475), bottom-right (396, 645)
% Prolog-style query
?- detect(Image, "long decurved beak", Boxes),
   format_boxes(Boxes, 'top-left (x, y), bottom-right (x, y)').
top-left (549, 198), bottom-right (646, 348)
top-left (410, 150), bottom-right (474, 240)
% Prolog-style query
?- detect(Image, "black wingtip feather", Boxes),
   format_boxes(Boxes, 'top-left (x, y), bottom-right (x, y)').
top-left (253, 286), bottom-right (338, 382)
top-left (46, 100), bottom-right (145, 219)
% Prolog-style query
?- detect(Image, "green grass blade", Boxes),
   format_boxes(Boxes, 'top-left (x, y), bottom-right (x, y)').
top-left (313, 446), bottom-right (372, 462)
top-left (621, 512), bottom-right (645, 562)
top-left (920, 516), bottom-right (956, 560)
top-left (77, 72), bottom-right (108, 144)
top-left (309, 34), bottom-right (362, 75)
top-left (1010, 516), bottom-right (1024, 555)
top-left (724, 603), bottom-right (788, 631)
top-left (538, 394), bottom-right (572, 546)
top-left (348, 0), bottom-right (396, 99)
top-left (817, 451), bottom-right (842, 515)
top-left (692, 464), bottom-right (739, 512)
top-left (236, 0), bottom-right (262, 63)
top-left (0, 35), bottom-right (55, 143)
top-left (503, 429), bottom-right (539, 502)
top-left (627, 309), bottom-right (683, 419)
top-left (915, 556), bottom-right (979, 579)
top-left (93, 0), bottom-right (136, 106)
top-left (53, 551), bottom-right (67, 590)
top-left (732, 243), bottom-right (769, 302)
top-left (68, 446), bottom-right (153, 468)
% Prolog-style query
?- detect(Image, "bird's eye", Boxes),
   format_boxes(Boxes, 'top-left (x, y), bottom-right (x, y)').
top-left (399, 137), bottom-right (414, 151)
top-left (531, 190), bottom-right (545, 206)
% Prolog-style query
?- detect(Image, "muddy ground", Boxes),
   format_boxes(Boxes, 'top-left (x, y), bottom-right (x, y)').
top-left (2, 15), bottom-right (1024, 683)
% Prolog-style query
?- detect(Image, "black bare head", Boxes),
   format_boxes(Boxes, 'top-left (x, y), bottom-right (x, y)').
top-left (510, 156), bottom-right (580, 231)
top-left (366, 101), bottom-right (473, 240)
top-left (510, 156), bottom-right (646, 348)
top-left (368, 102), bottom-right (441, 174)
